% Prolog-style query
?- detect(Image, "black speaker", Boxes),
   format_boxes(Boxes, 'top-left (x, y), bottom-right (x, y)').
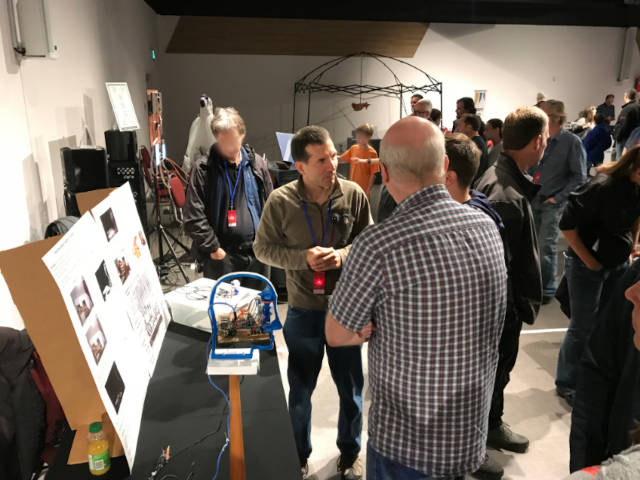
top-left (108, 161), bottom-right (148, 229)
top-left (61, 147), bottom-right (109, 216)
top-left (104, 130), bottom-right (138, 163)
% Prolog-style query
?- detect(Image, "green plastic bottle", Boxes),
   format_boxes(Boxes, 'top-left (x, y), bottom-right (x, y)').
top-left (87, 422), bottom-right (111, 476)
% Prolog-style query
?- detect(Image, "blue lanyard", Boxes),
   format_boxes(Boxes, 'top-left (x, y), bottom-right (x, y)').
top-left (301, 199), bottom-right (333, 247)
top-left (224, 154), bottom-right (243, 209)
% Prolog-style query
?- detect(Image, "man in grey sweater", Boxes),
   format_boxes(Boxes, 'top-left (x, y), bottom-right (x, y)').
top-left (253, 125), bottom-right (372, 479)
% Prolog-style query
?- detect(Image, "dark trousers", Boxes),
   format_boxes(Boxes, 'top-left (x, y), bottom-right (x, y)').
top-left (489, 313), bottom-right (523, 429)
top-left (283, 306), bottom-right (363, 463)
top-left (556, 252), bottom-right (628, 394)
top-left (366, 444), bottom-right (463, 480)
top-left (202, 250), bottom-right (270, 291)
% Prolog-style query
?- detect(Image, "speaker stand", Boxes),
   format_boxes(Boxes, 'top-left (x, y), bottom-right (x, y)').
top-left (149, 172), bottom-right (189, 284)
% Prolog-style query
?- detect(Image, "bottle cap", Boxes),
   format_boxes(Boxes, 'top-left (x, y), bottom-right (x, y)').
top-left (89, 422), bottom-right (103, 433)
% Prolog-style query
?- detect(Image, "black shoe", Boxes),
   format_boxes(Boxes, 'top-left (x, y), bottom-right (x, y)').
top-left (472, 454), bottom-right (504, 480)
top-left (487, 424), bottom-right (529, 453)
top-left (556, 387), bottom-right (575, 407)
top-left (542, 295), bottom-right (554, 305)
top-left (337, 453), bottom-right (363, 479)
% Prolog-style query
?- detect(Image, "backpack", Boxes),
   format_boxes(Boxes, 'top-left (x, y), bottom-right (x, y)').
top-left (44, 216), bottom-right (79, 238)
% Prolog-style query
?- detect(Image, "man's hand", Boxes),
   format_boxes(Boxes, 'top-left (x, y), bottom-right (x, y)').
top-left (544, 197), bottom-right (557, 204)
top-left (306, 246), bottom-right (342, 272)
top-left (585, 257), bottom-right (603, 271)
top-left (357, 322), bottom-right (375, 341)
top-left (210, 248), bottom-right (227, 260)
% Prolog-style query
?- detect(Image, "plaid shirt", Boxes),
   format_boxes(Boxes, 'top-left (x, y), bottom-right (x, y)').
top-left (329, 184), bottom-right (507, 476)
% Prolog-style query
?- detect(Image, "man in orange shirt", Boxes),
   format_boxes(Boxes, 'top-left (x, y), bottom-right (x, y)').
top-left (340, 123), bottom-right (380, 196)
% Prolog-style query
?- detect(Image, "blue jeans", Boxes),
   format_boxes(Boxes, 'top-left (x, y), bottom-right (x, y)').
top-left (366, 444), bottom-right (464, 480)
top-left (532, 197), bottom-right (566, 298)
top-left (283, 306), bottom-right (363, 463)
top-left (555, 252), bottom-right (628, 393)
top-left (616, 140), bottom-right (625, 160)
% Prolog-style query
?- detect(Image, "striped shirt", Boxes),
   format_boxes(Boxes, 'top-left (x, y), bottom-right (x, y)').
top-left (329, 184), bottom-right (507, 476)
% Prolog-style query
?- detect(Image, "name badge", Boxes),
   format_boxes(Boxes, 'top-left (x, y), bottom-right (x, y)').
top-left (227, 210), bottom-right (237, 228)
top-left (533, 172), bottom-right (541, 184)
top-left (313, 271), bottom-right (326, 295)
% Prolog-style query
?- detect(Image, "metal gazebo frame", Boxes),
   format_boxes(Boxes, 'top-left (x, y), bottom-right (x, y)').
top-left (292, 52), bottom-right (443, 132)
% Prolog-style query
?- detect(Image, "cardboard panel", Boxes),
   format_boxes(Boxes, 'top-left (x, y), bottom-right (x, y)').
top-left (0, 187), bottom-right (124, 464)
top-left (0, 238), bottom-right (107, 429)
top-left (76, 188), bottom-right (115, 216)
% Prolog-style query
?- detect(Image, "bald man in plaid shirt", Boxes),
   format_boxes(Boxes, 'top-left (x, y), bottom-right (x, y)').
top-left (326, 117), bottom-right (507, 480)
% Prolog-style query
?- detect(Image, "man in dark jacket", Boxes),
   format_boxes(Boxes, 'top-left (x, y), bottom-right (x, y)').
top-left (445, 132), bottom-right (508, 479)
top-left (614, 89), bottom-right (640, 158)
top-left (456, 113), bottom-right (490, 182)
top-left (596, 94), bottom-right (615, 123)
top-left (475, 106), bottom-right (548, 463)
top-left (183, 107), bottom-right (273, 285)
top-left (569, 260), bottom-right (640, 472)
top-left (583, 113), bottom-right (612, 169)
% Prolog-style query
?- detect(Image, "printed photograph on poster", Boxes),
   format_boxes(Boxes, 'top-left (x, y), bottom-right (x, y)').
top-left (95, 261), bottom-right (112, 301)
top-left (100, 208), bottom-right (119, 241)
top-left (70, 279), bottom-right (94, 325)
top-left (132, 231), bottom-right (147, 259)
top-left (132, 236), bottom-right (142, 259)
top-left (105, 362), bottom-right (125, 413)
top-left (114, 255), bottom-right (131, 284)
top-left (85, 316), bottom-right (107, 364)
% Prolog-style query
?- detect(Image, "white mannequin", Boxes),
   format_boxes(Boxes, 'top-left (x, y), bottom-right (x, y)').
top-left (183, 95), bottom-right (216, 173)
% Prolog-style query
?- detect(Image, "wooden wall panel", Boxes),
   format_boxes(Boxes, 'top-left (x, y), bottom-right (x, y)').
top-left (167, 16), bottom-right (429, 57)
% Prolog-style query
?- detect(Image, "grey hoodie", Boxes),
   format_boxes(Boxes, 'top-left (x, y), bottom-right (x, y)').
top-left (565, 445), bottom-right (640, 480)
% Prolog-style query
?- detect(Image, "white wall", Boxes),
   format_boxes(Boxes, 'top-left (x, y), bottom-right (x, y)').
top-left (0, 0), bottom-right (158, 329)
top-left (156, 21), bottom-right (640, 164)
top-left (2, 12), bottom-right (640, 329)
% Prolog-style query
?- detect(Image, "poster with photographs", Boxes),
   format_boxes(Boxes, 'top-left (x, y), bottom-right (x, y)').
top-left (91, 183), bottom-right (169, 375)
top-left (42, 183), bottom-right (169, 468)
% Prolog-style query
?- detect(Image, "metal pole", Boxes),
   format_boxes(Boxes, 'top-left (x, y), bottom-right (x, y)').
top-left (440, 83), bottom-right (443, 129)
top-left (306, 90), bottom-right (312, 126)
top-left (399, 87), bottom-right (403, 119)
top-left (292, 86), bottom-right (297, 133)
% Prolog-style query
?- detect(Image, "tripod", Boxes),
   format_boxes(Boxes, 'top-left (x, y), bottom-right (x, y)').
top-left (147, 158), bottom-right (190, 284)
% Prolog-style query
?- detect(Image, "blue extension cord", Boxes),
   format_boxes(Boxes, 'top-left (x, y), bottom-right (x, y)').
top-left (206, 335), bottom-right (231, 480)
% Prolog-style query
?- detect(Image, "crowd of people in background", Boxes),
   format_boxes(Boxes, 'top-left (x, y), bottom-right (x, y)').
top-left (182, 87), bottom-right (640, 480)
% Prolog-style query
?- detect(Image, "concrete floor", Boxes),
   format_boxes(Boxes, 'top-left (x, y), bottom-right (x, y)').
top-left (273, 300), bottom-right (572, 480)
top-left (157, 225), bottom-right (574, 479)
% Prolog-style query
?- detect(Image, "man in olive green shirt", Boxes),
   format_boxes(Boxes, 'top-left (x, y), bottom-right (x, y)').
top-left (253, 125), bottom-right (371, 479)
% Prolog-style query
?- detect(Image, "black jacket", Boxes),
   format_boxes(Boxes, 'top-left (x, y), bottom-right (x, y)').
top-left (570, 260), bottom-right (640, 472)
top-left (183, 143), bottom-right (273, 261)
top-left (559, 173), bottom-right (640, 268)
top-left (475, 154), bottom-right (542, 325)
top-left (0, 328), bottom-right (43, 480)
top-left (615, 101), bottom-right (640, 143)
top-left (472, 135), bottom-right (490, 183)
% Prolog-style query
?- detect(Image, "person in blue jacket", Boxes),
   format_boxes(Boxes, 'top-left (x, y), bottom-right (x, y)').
top-left (583, 113), bottom-right (612, 169)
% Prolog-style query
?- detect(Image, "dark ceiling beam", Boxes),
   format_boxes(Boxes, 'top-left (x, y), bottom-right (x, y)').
top-left (166, 17), bottom-right (429, 56)
top-left (144, 1), bottom-right (640, 28)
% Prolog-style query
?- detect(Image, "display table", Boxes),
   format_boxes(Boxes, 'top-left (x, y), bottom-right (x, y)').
top-left (45, 282), bottom-right (300, 480)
